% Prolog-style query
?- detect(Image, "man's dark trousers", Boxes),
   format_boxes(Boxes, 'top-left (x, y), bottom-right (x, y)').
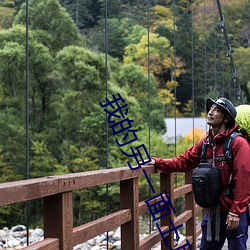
top-left (200, 210), bottom-right (248, 250)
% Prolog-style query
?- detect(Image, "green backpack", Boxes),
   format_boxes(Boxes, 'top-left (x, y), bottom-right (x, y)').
top-left (235, 105), bottom-right (250, 142)
top-left (235, 105), bottom-right (250, 223)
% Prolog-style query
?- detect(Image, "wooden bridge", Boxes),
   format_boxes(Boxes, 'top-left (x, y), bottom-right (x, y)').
top-left (0, 164), bottom-right (203, 250)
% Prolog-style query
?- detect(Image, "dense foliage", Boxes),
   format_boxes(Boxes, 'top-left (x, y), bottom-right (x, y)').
top-left (0, 0), bottom-right (249, 227)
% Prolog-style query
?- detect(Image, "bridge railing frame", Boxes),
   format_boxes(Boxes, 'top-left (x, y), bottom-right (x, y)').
top-left (0, 165), bottom-right (203, 250)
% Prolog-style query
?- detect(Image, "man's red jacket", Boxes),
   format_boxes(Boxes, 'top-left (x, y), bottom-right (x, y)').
top-left (154, 124), bottom-right (250, 216)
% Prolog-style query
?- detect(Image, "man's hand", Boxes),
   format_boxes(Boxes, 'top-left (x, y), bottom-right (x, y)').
top-left (147, 158), bottom-right (155, 165)
top-left (226, 213), bottom-right (240, 230)
top-left (139, 158), bottom-right (156, 165)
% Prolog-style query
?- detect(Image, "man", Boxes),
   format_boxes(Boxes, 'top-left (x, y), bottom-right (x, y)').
top-left (148, 97), bottom-right (250, 250)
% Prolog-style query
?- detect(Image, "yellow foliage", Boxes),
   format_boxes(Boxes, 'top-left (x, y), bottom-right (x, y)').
top-left (176, 128), bottom-right (206, 157)
top-left (167, 107), bottom-right (181, 117)
top-left (166, 80), bottom-right (180, 91)
top-left (124, 32), bottom-right (173, 75)
top-left (158, 80), bottom-right (182, 117)
top-left (158, 88), bottom-right (175, 105)
top-left (184, 128), bottom-right (205, 142)
top-left (200, 112), bottom-right (207, 118)
top-left (183, 99), bottom-right (193, 114)
top-left (149, 5), bottom-right (174, 31)
top-left (174, 56), bottom-right (186, 77)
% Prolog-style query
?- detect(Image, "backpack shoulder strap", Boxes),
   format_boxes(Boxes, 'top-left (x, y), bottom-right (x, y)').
top-left (200, 141), bottom-right (208, 162)
top-left (223, 132), bottom-right (242, 169)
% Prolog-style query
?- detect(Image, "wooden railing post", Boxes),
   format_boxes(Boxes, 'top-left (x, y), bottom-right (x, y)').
top-left (185, 171), bottom-right (196, 250)
top-left (160, 173), bottom-right (174, 250)
top-left (120, 178), bottom-right (139, 250)
top-left (44, 192), bottom-right (73, 250)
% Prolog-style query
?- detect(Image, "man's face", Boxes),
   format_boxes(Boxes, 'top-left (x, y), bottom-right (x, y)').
top-left (207, 104), bottom-right (226, 127)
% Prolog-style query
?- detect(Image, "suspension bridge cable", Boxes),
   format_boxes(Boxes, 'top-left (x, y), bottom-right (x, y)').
top-left (173, 0), bottom-right (176, 155)
top-left (203, 0), bottom-right (207, 98)
top-left (203, 0), bottom-right (210, 134)
top-left (147, 0), bottom-right (152, 234)
top-left (191, 0), bottom-right (195, 144)
top-left (218, 33), bottom-right (225, 96)
top-left (228, 64), bottom-right (231, 100)
top-left (147, 0), bottom-right (151, 159)
top-left (104, 0), bottom-right (109, 248)
top-left (216, 0), bottom-right (242, 103)
top-left (76, 0), bottom-right (79, 27)
top-left (25, 0), bottom-right (30, 245)
top-left (172, 0), bottom-right (178, 190)
top-left (213, 0), bottom-right (217, 94)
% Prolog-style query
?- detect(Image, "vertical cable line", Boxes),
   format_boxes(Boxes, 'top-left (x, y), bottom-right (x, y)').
top-left (218, 33), bottom-right (225, 96)
top-left (228, 64), bottom-right (231, 100)
top-left (147, 1), bottom-right (151, 169)
top-left (147, 0), bottom-right (152, 234)
top-left (173, 0), bottom-right (176, 155)
top-left (172, 0), bottom-right (177, 189)
top-left (222, 61), bottom-right (225, 96)
top-left (215, 0), bottom-right (242, 104)
top-left (191, 0), bottom-right (195, 145)
top-left (25, 0), bottom-right (30, 245)
top-left (76, 0), bottom-right (79, 27)
top-left (104, 0), bottom-right (109, 248)
top-left (213, 0), bottom-right (217, 93)
top-left (203, 0), bottom-right (207, 97)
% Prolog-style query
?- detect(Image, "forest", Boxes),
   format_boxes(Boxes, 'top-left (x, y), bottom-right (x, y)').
top-left (0, 0), bottom-right (249, 228)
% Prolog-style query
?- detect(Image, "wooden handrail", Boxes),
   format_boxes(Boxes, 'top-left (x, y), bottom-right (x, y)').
top-left (0, 165), bottom-right (203, 250)
top-left (0, 165), bottom-right (154, 206)
top-left (23, 238), bottom-right (59, 250)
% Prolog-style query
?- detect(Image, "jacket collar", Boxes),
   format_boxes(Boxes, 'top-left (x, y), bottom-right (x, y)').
top-left (206, 124), bottom-right (239, 143)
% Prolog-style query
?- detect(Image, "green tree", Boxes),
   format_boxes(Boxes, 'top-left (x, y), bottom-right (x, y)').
top-left (0, 25), bottom-right (56, 132)
top-left (61, 0), bottom-right (101, 28)
top-left (30, 141), bottom-right (57, 177)
top-left (124, 32), bottom-right (185, 88)
top-left (116, 63), bottom-right (166, 132)
top-left (234, 46), bottom-right (250, 102)
top-left (0, 6), bottom-right (15, 29)
top-left (0, 39), bottom-right (27, 180)
top-left (0, 112), bottom-right (26, 181)
top-left (86, 17), bottom-right (139, 60)
top-left (14, 0), bottom-right (84, 52)
top-left (98, 0), bottom-right (146, 21)
top-left (51, 46), bottom-right (141, 166)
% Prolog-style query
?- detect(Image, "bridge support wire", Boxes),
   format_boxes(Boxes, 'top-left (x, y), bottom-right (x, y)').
top-left (25, 0), bottom-right (30, 246)
top-left (216, 0), bottom-right (242, 104)
top-left (104, 0), bottom-right (109, 249)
